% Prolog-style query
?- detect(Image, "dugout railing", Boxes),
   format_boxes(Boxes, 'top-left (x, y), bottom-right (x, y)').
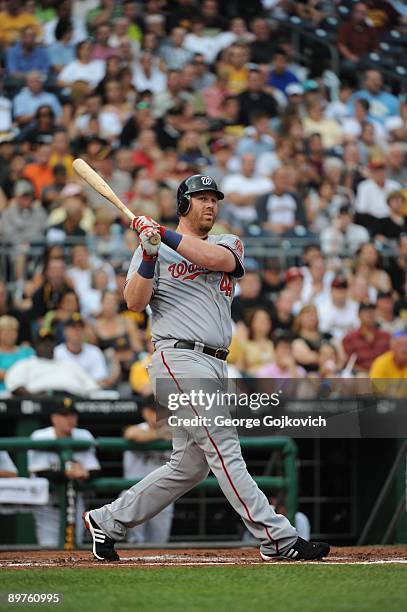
top-left (0, 436), bottom-right (298, 550)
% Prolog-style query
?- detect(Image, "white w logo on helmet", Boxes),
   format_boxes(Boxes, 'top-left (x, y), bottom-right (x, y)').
top-left (201, 176), bottom-right (213, 185)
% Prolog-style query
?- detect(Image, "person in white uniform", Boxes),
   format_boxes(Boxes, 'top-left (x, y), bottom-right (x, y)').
top-left (123, 403), bottom-right (173, 544)
top-left (28, 401), bottom-right (100, 547)
top-left (0, 451), bottom-right (18, 477)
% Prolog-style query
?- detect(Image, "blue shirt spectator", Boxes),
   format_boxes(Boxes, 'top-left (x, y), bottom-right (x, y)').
top-left (6, 32), bottom-right (50, 78)
top-left (267, 49), bottom-right (300, 96)
top-left (46, 17), bottom-right (76, 72)
top-left (13, 72), bottom-right (62, 124)
top-left (348, 69), bottom-right (399, 124)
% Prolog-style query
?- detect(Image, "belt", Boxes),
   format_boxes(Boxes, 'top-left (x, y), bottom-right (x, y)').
top-left (174, 340), bottom-right (229, 361)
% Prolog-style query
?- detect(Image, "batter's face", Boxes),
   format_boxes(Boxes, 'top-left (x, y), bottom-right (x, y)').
top-left (186, 191), bottom-right (219, 235)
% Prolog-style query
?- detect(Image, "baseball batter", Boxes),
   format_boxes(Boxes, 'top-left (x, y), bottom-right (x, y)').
top-left (84, 174), bottom-right (330, 562)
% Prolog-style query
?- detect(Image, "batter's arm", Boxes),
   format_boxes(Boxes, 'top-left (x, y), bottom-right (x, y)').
top-left (124, 274), bottom-right (154, 312)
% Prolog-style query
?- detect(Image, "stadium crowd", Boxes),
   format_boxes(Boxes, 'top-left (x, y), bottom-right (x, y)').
top-left (0, 0), bottom-right (406, 398)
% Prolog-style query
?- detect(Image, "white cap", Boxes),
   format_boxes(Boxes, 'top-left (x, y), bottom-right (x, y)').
top-left (286, 83), bottom-right (304, 96)
top-left (385, 116), bottom-right (403, 131)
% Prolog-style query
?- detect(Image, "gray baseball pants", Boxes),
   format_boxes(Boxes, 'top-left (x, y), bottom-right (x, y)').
top-left (91, 342), bottom-right (298, 555)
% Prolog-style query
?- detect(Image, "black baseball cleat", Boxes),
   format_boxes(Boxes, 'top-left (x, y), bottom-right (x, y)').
top-left (261, 537), bottom-right (330, 561)
top-left (83, 511), bottom-right (120, 561)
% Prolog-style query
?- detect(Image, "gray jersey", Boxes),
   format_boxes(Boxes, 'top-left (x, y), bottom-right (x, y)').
top-left (127, 234), bottom-right (244, 348)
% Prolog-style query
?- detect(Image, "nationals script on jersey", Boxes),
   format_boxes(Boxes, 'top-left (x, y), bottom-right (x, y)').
top-left (127, 234), bottom-right (245, 348)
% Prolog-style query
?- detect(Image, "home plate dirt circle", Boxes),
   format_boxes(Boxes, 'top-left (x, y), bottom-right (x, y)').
top-left (1, 547), bottom-right (406, 569)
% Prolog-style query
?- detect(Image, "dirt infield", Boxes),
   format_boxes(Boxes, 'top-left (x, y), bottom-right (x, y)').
top-left (1, 546), bottom-right (406, 568)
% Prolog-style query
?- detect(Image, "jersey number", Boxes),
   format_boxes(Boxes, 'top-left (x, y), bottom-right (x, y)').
top-left (219, 273), bottom-right (232, 297)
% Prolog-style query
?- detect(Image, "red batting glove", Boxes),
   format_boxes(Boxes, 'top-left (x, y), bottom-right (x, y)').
top-left (131, 215), bottom-right (165, 237)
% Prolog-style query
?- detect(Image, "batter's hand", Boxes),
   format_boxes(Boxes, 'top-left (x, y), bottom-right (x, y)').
top-left (139, 227), bottom-right (161, 258)
top-left (131, 215), bottom-right (162, 236)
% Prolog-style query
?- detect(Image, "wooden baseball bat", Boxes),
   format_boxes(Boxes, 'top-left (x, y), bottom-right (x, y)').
top-left (73, 158), bottom-right (160, 245)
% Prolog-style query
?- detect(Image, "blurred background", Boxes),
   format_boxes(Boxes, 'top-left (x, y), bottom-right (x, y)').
top-left (0, 0), bottom-right (406, 550)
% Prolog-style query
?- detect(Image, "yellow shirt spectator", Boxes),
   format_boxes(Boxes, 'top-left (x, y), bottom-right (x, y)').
top-left (0, 11), bottom-right (42, 46)
top-left (369, 332), bottom-right (407, 398)
top-left (130, 355), bottom-right (152, 395)
top-left (370, 349), bottom-right (407, 379)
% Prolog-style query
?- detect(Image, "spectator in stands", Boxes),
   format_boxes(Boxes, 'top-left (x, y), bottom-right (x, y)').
top-left (192, 53), bottom-right (216, 89)
top-left (43, 0), bottom-right (87, 47)
top-left (49, 129), bottom-right (74, 177)
top-left (67, 244), bottom-right (116, 308)
top-left (355, 243), bottom-right (392, 293)
top-left (183, 16), bottom-right (220, 65)
top-left (270, 289), bottom-right (295, 335)
top-left (0, 177), bottom-right (47, 279)
top-left (355, 159), bottom-right (401, 232)
top-left (255, 166), bottom-right (307, 237)
top-left (301, 255), bottom-right (334, 306)
top-left (249, 17), bottom-right (274, 65)
top-left (375, 191), bottom-right (407, 242)
top-left (22, 144), bottom-right (54, 199)
top-left (316, 276), bottom-right (359, 341)
top-left (342, 302), bottom-right (391, 373)
top-left (5, 329), bottom-right (100, 397)
top-left (159, 27), bottom-right (193, 70)
top-left (236, 112), bottom-right (275, 158)
top-left (47, 195), bottom-right (88, 243)
top-left (260, 258), bottom-right (284, 300)
top-left (0, 316), bottom-right (34, 392)
top-left (123, 403), bottom-right (174, 543)
top-left (132, 52), bottom-right (167, 95)
top-left (13, 71), bottom-right (62, 127)
top-left (394, 276), bottom-right (407, 323)
top-left (0, 451), bottom-right (17, 477)
top-left (20, 105), bottom-right (57, 147)
top-left (240, 308), bottom-right (275, 375)
top-left (54, 313), bottom-right (119, 388)
top-left (0, 281), bottom-right (30, 343)
top-left (257, 333), bottom-right (306, 379)
top-left (349, 70), bottom-right (400, 124)
top-left (203, 139), bottom-right (233, 186)
top-left (320, 204), bottom-right (370, 256)
top-left (316, 342), bottom-right (343, 379)
top-left (341, 98), bottom-right (386, 143)
top-left (91, 23), bottom-right (116, 61)
top-left (386, 144), bottom-right (407, 185)
top-left (46, 18), bottom-right (76, 74)
top-left (303, 100), bottom-right (344, 150)
top-left (93, 291), bottom-right (142, 380)
top-left (57, 40), bottom-right (106, 95)
top-left (28, 401), bottom-right (101, 547)
top-left (31, 257), bottom-right (72, 320)
top-left (5, 26), bottom-right (50, 85)
top-left (237, 69), bottom-right (279, 126)
top-left (221, 153), bottom-right (273, 232)
top-left (337, 2), bottom-right (379, 74)
top-left (220, 43), bottom-right (250, 95)
top-left (375, 291), bottom-right (400, 334)
top-left (370, 329), bottom-right (407, 379)
top-left (387, 235), bottom-right (407, 296)
top-left (231, 259), bottom-right (269, 326)
top-left (292, 304), bottom-right (332, 373)
top-left (267, 48), bottom-right (300, 97)
top-left (0, 1), bottom-right (42, 47)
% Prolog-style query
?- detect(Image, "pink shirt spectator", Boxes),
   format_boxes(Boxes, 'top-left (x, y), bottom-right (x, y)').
top-left (257, 363), bottom-right (306, 379)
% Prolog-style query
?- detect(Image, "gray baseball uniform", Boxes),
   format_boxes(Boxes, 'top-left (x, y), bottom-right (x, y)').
top-left (92, 234), bottom-right (298, 555)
